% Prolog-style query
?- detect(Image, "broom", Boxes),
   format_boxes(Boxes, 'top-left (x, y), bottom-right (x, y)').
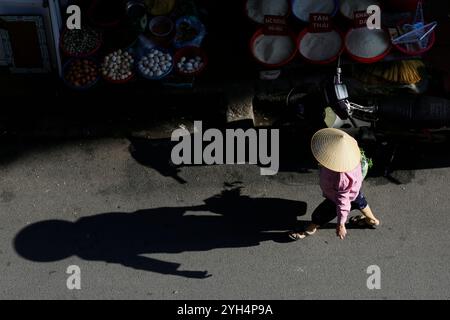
top-left (357, 59), bottom-right (425, 85)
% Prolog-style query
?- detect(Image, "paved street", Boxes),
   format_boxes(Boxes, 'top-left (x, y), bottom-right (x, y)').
top-left (0, 136), bottom-right (449, 300)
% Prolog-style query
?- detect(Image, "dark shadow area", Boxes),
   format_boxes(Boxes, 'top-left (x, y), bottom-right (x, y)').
top-left (128, 126), bottom-right (319, 185)
top-left (128, 124), bottom-right (450, 185)
top-left (129, 137), bottom-right (187, 184)
top-left (14, 186), bottom-right (307, 278)
top-left (363, 131), bottom-right (450, 184)
top-left (3, 128), bottom-right (450, 187)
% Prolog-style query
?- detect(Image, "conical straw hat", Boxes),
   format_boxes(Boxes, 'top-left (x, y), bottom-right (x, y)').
top-left (311, 128), bottom-right (361, 173)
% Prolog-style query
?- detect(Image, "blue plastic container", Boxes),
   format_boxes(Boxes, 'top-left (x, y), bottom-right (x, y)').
top-left (173, 16), bottom-right (206, 49)
top-left (136, 47), bottom-right (174, 80)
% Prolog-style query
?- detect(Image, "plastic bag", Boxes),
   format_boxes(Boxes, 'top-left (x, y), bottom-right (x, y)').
top-left (173, 16), bottom-right (206, 49)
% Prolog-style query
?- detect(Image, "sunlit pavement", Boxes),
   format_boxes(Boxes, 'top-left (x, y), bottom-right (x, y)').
top-left (0, 137), bottom-right (449, 299)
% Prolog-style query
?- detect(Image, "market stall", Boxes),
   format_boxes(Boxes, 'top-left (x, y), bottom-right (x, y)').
top-left (243, 0), bottom-right (436, 83)
top-left (56, 0), bottom-right (441, 94)
top-left (59, 0), bottom-right (212, 92)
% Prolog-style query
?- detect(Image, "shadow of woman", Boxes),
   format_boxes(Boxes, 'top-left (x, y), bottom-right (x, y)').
top-left (14, 188), bottom-right (307, 279)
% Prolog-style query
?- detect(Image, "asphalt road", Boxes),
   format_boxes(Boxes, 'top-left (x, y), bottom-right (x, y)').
top-left (0, 137), bottom-right (449, 300)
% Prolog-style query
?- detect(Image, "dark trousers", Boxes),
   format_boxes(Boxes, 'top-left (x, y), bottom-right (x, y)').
top-left (311, 192), bottom-right (368, 226)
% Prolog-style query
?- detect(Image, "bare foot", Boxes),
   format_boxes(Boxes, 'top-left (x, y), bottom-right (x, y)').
top-left (367, 218), bottom-right (380, 226)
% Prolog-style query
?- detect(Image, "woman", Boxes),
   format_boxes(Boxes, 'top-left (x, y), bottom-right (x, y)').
top-left (289, 128), bottom-right (380, 241)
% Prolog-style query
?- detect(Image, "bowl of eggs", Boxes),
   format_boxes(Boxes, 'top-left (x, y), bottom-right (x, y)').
top-left (100, 49), bottom-right (136, 84)
top-left (62, 58), bottom-right (100, 90)
top-left (60, 27), bottom-right (103, 58)
top-left (137, 47), bottom-right (174, 80)
top-left (174, 46), bottom-right (207, 76)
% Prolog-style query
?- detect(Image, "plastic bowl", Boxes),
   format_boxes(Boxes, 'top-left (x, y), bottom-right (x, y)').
top-left (136, 47), bottom-right (174, 80)
top-left (345, 28), bottom-right (392, 64)
top-left (149, 16), bottom-right (174, 38)
top-left (392, 20), bottom-right (436, 56)
top-left (339, 0), bottom-right (382, 21)
top-left (297, 28), bottom-right (344, 64)
top-left (60, 28), bottom-right (103, 58)
top-left (174, 16), bottom-right (206, 49)
top-left (393, 31), bottom-right (435, 56)
top-left (100, 49), bottom-right (136, 84)
top-left (249, 28), bottom-right (298, 68)
top-left (290, 0), bottom-right (339, 23)
top-left (62, 58), bottom-right (100, 90)
top-left (174, 46), bottom-right (208, 76)
top-left (103, 72), bottom-right (135, 84)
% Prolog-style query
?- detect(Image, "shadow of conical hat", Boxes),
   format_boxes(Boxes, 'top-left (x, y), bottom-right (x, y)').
top-left (311, 128), bottom-right (361, 173)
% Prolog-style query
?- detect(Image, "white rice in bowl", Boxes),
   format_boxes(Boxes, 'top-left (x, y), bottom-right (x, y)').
top-left (299, 30), bottom-right (343, 62)
top-left (252, 34), bottom-right (296, 65)
top-left (345, 28), bottom-right (390, 59)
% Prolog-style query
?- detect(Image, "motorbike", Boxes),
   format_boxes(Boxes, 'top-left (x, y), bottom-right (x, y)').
top-left (283, 59), bottom-right (450, 181)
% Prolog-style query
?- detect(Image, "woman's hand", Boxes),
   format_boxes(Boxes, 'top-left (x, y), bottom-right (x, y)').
top-left (336, 225), bottom-right (347, 240)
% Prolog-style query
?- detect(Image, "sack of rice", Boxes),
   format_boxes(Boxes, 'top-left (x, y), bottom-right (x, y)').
top-left (292, 0), bottom-right (337, 23)
top-left (246, 0), bottom-right (290, 24)
top-left (340, 0), bottom-right (380, 20)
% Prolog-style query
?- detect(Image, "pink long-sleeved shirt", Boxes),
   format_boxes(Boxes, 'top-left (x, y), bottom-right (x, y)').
top-left (319, 163), bottom-right (363, 225)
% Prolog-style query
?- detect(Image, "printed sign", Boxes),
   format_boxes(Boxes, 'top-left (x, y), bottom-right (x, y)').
top-left (263, 15), bottom-right (288, 35)
top-left (354, 10), bottom-right (370, 28)
top-left (309, 14), bottom-right (332, 33)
